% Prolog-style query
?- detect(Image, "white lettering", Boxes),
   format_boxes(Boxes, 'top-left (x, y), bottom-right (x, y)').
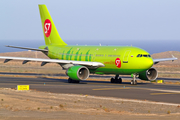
top-left (116, 60), bottom-right (120, 66)
top-left (44, 23), bottom-right (51, 33)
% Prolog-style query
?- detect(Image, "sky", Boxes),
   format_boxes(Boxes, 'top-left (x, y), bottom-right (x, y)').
top-left (0, 0), bottom-right (180, 54)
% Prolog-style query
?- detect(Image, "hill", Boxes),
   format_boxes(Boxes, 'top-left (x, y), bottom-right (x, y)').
top-left (151, 51), bottom-right (180, 65)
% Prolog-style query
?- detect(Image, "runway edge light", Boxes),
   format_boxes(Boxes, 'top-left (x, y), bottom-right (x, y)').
top-left (17, 85), bottom-right (30, 90)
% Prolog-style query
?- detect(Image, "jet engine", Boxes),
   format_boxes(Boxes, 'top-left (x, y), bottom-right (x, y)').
top-left (138, 68), bottom-right (158, 81)
top-left (66, 65), bottom-right (89, 80)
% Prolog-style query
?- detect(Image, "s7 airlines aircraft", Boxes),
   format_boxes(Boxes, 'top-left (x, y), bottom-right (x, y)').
top-left (0, 5), bottom-right (177, 85)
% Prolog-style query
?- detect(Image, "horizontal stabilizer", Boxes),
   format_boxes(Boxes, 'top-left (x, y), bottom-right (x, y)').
top-left (6, 45), bottom-right (48, 52)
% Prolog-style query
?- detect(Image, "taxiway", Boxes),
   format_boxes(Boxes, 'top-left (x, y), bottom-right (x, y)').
top-left (0, 76), bottom-right (180, 104)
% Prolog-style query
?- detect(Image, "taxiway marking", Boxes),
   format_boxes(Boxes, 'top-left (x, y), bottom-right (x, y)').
top-left (87, 82), bottom-right (140, 86)
top-left (150, 93), bottom-right (180, 95)
top-left (93, 87), bottom-right (129, 90)
top-left (93, 87), bottom-right (180, 95)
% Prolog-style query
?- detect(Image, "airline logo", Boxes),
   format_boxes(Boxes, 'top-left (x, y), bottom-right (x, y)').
top-left (115, 58), bottom-right (121, 68)
top-left (44, 19), bottom-right (52, 37)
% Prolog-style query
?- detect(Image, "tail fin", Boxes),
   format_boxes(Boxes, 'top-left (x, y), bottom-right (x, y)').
top-left (38, 4), bottom-right (67, 45)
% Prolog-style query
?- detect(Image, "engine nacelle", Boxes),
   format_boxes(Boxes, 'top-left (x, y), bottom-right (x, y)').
top-left (66, 66), bottom-right (89, 80)
top-left (138, 68), bottom-right (158, 81)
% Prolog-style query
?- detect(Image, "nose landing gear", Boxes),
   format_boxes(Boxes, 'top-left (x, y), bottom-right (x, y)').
top-left (131, 74), bottom-right (137, 85)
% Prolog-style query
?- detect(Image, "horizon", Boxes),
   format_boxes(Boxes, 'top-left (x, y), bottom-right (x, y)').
top-left (0, 39), bottom-right (179, 54)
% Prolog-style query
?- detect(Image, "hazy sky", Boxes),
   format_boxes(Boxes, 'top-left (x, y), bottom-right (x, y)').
top-left (0, 0), bottom-right (180, 53)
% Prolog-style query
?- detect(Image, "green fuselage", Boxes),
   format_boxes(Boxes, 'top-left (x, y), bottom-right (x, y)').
top-left (39, 45), bottom-right (154, 75)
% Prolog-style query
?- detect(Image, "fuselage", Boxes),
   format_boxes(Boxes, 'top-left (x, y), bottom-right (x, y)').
top-left (39, 45), bottom-right (154, 75)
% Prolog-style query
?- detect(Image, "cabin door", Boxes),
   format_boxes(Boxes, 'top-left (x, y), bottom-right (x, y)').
top-left (123, 50), bottom-right (131, 63)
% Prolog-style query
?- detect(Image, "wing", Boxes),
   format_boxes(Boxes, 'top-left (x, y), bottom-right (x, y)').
top-left (0, 56), bottom-right (105, 69)
top-left (153, 57), bottom-right (177, 64)
top-left (3, 46), bottom-right (104, 69)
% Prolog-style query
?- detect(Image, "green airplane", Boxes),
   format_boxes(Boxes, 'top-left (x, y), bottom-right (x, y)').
top-left (0, 5), bottom-right (177, 85)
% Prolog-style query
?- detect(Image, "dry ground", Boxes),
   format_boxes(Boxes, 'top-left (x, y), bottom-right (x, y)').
top-left (0, 88), bottom-right (180, 120)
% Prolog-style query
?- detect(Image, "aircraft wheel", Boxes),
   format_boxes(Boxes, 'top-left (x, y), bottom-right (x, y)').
top-left (131, 80), bottom-right (137, 85)
top-left (118, 78), bottom-right (122, 83)
top-left (134, 80), bottom-right (137, 85)
top-left (111, 78), bottom-right (115, 83)
top-left (68, 78), bottom-right (72, 83)
top-left (68, 78), bottom-right (80, 83)
top-left (75, 80), bottom-right (80, 83)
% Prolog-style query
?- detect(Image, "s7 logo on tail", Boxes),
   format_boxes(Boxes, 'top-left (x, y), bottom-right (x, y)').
top-left (44, 19), bottom-right (52, 37)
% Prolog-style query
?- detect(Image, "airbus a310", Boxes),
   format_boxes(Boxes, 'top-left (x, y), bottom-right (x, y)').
top-left (0, 5), bottom-right (177, 85)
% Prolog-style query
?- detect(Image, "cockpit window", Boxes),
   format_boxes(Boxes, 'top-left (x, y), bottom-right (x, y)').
top-left (137, 54), bottom-right (151, 57)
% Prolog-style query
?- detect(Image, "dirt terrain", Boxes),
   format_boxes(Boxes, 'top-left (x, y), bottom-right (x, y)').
top-left (0, 88), bottom-right (179, 120)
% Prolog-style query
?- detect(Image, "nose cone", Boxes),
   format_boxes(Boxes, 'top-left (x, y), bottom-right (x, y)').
top-left (146, 58), bottom-right (154, 69)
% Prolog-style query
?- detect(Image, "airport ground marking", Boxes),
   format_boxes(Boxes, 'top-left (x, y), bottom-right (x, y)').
top-left (150, 92), bottom-right (180, 95)
top-left (93, 87), bottom-right (130, 90)
top-left (87, 82), bottom-right (140, 86)
top-left (92, 86), bottom-right (180, 95)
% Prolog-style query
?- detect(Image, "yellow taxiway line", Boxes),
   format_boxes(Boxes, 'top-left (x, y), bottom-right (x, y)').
top-left (150, 93), bottom-right (180, 95)
top-left (93, 87), bottom-right (180, 96)
top-left (92, 87), bottom-right (129, 90)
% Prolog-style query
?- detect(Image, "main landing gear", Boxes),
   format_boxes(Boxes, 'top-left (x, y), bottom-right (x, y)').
top-left (131, 74), bottom-right (137, 85)
top-left (68, 78), bottom-right (80, 83)
top-left (111, 75), bottom-right (122, 83)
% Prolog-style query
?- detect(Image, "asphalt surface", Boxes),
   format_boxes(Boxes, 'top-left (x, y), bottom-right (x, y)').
top-left (0, 72), bottom-right (179, 82)
top-left (0, 76), bottom-right (180, 104)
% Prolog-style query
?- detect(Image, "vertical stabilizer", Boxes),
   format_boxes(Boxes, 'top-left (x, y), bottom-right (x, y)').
top-left (39, 5), bottom-right (67, 45)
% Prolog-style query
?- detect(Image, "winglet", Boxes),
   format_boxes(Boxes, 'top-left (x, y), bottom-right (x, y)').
top-left (171, 54), bottom-right (177, 62)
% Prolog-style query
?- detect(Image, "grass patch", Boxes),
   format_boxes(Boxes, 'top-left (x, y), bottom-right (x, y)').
top-left (59, 104), bottom-right (64, 109)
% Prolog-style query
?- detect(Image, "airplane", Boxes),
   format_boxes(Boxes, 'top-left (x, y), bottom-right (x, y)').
top-left (0, 5), bottom-right (177, 85)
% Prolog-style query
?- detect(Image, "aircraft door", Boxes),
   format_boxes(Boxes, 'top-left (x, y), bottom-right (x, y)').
top-left (123, 50), bottom-right (131, 63)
